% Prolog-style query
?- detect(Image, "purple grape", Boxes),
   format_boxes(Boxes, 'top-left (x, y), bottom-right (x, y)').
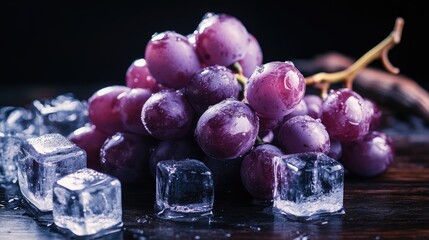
top-left (238, 34), bottom-right (263, 78)
top-left (277, 115), bottom-right (330, 154)
top-left (364, 98), bottom-right (382, 130)
top-left (303, 94), bottom-right (323, 119)
top-left (149, 137), bottom-right (204, 177)
top-left (126, 58), bottom-right (164, 92)
top-left (195, 98), bottom-right (259, 160)
top-left (195, 13), bottom-right (249, 66)
top-left (341, 131), bottom-right (394, 177)
top-left (141, 89), bottom-right (194, 140)
top-left (258, 116), bottom-right (281, 139)
top-left (261, 130), bottom-right (275, 143)
top-left (100, 132), bottom-right (152, 184)
top-left (203, 155), bottom-right (244, 193)
top-left (245, 61), bottom-right (306, 119)
top-left (320, 88), bottom-right (371, 141)
top-left (283, 99), bottom-right (308, 121)
top-left (184, 65), bottom-right (241, 113)
top-left (327, 138), bottom-right (342, 160)
top-left (145, 31), bottom-right (201, 89)
top-left (118, 88), bottom-right (152, 136)
top-left (88, 85), bottom-right (130, 134)
top-left (272, 99), bottom-right (309, 144)
top-left (240, 144), bottom-right (284, 200)
top-left (67, 124), bottom-right (110, 172)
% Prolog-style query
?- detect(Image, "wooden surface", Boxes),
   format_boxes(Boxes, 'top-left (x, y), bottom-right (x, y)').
top-left (1, 120), bottom-right (429, 239)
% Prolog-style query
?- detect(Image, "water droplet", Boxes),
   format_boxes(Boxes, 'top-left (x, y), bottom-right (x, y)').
top-left (136, 216), bottom-right (148, 224)
top-left (202, 12), bottom-right (214, 20)
top-left (249, 226), bottom-right (261, 231)
top-left (284, 61), bottom-right (295, 66)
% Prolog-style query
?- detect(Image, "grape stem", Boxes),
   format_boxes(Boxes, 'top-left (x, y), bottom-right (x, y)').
top-left (231, 62), bottom-right (249, 103)
top-left (305, 17), bottom-right (404, 98)
top-left (232, 62), bottom-right (248, 87)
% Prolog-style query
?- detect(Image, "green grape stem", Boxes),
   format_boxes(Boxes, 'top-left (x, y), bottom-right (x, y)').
top-left (231, 62), bottom-right (249, 103)
top-left (231, 62), bottom-right (248, 87)
top-left (305, 17), bottom-right (404, 98)
top-left (232, 17), bottom-right (404, 100)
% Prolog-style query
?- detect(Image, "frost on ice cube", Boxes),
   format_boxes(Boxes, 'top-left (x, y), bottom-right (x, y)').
top-left (273, 152), bottom-right (344, 218)
top-left (32, 93), bottom-right (89, 136)
top-left (17, 133), bottom-right (87, 212)
top-left (53, 168), bottom-right (122, 236)
top-left (156, 159), bottom-right (214, 221)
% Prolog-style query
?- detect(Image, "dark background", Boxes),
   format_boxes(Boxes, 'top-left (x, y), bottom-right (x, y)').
top-left (2, 1), bottom-right (427, 106)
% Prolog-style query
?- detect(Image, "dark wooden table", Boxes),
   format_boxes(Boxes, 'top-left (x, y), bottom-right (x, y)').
top-left (1, 118), bottom-right (429, 240)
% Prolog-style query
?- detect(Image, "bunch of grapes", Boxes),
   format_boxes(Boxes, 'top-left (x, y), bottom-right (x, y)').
top-left (68, 12), bottom-right (397, 201)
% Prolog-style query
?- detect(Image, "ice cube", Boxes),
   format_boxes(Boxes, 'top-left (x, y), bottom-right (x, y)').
top-left (156, 159), bottom-right (214, 221)
top-left (32, 93), bottom-right (89, 136)
top-left (0, 106), bottom-right (47, 136)
top-left (0, 106), bottom-right (48, 184)
top-left (17, 133), bottom-right (87, 212)
top-left (273, 152), bottom-right (344, 217)
top-left (0, 133), bottom-right (24, 184)
top-left (53, 168), bottom-right (122, 236)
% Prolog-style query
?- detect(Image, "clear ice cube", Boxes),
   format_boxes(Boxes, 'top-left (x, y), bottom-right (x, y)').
top-left (0, 106), bottom-right (47, 136)
top-left (0, 133), bottom-right (24, 184)
top-left (0, 106), bottom-right (48, 184)
top-left (17, 133), bottom-right (87, 212)
top-left (156, 159), bottom-right (214, 221)
top-left (273, 152), bottom-right (344, 217)
top-left (53, 168), bottom-right (122, 236)
top-left (32, 93), bottom-right (89, 136)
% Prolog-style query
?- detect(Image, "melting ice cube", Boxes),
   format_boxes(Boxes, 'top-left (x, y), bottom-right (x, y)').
top-left (17, 133), bottom-right (86, 212)
top-left (32, 93), bottom-right (89, 136)
top-left (53, 168), bottom-right (122, 236)
top-left (0, 133), bottom-right (24, 184)
top-left (0, 106), bottom-right (47, 136)
top-left (0, 106), bottom-right (48, 184)
top-left (273, 152), bottom-right (344, 218)
top-left (156, 159), bottom-right (214, 221)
